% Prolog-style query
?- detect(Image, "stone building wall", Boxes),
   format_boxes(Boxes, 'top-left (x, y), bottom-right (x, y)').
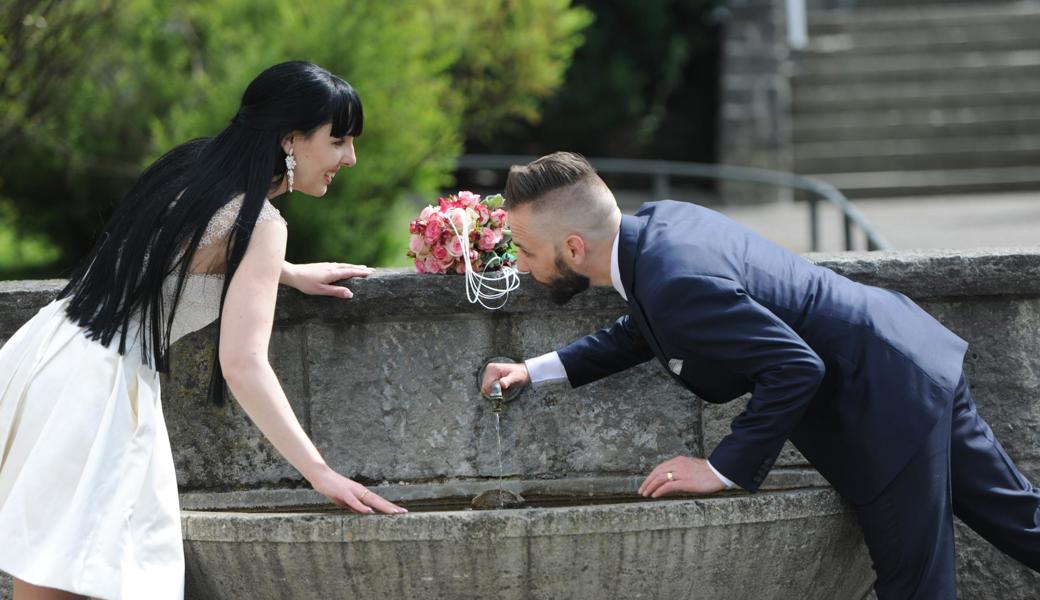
top-left (717, 0), bottom-right (794, 203)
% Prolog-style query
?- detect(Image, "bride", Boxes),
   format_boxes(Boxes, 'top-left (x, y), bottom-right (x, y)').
top-left (0, 61), bottom-right (406, 600)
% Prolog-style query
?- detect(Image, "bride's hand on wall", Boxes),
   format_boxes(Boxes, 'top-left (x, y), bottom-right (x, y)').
top-left (281, 261), bottom-right (374, 298)
top-left (309, 467), bottom-right (408, 515)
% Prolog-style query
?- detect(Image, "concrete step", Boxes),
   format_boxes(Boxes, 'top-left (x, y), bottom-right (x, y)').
top-left (793, 51), bottom-right (1040, 82)
top-left (794, 104), bottom-right (1040, 136)
top-left (804, 167), bottom-right (1040, 198)
top-left (804, 25), bottom-right (1040, 56)
top-left (808, 3), bottom-right (1040, 34)
top-left (794, 115), bottom-right (1040, 144)
top-left (791, 2), bottom-right (1040, 196)
top-left (793, 81), bottom-right (1040, 112)
top-left (794, 135), bottom-right (1040, 173)
top-left (807, 0), bottom-right (1016, 9)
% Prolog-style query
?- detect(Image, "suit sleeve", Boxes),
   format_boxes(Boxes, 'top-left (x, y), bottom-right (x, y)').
top-left (556, 313), bottom-right (656, 388)
top-left (653, 275), bottom-right (825, 492)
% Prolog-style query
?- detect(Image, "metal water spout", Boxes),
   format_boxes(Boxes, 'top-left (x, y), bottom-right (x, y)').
top-left (487, 381), bottom-right (505, 414)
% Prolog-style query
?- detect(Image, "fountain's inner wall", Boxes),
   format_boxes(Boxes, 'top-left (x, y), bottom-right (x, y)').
top-left (1, 247), bottom-right (1039, 597)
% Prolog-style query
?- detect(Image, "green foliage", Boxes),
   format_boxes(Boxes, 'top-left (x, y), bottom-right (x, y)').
top-left (0, 0), bottom-right (590, 276)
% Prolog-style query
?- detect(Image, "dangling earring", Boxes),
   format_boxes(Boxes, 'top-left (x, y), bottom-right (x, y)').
top-left (285, 147), bottom-right (297, 192)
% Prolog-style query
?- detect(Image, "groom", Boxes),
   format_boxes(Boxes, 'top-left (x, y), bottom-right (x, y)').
top-left (481, 152), bottom-right (1040, 598)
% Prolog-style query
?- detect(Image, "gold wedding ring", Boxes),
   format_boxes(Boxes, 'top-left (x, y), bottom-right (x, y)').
top-left (360, 489), bottom-right (371, 502)
top-left (666, 471), bottom-right (674, 481)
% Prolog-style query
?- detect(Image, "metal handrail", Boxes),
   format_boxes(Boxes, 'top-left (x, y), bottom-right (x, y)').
top-left (456, 154), bottom-right (892, 252)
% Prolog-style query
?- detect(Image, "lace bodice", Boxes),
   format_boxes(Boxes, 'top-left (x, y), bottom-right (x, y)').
top-left (166, 196), bottom-right (285, 344)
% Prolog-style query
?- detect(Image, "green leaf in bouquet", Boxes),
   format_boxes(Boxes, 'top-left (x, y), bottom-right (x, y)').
top-left (483, 193), bottom-right (505, 210)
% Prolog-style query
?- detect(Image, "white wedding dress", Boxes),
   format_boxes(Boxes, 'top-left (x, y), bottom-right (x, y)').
top-left (0, 196), bottom-right (285, 599)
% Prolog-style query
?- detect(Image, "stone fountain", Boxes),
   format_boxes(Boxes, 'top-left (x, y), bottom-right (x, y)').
top-left (2, 248), bottom-right (1039, 599)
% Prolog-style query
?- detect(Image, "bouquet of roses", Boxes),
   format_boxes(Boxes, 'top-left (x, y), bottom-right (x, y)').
top-left (407, 191), bottom-right (516, 275)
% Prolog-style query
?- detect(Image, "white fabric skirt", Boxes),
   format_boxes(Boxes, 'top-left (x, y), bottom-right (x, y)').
top-left (0, 298), bottom-right (184, 599)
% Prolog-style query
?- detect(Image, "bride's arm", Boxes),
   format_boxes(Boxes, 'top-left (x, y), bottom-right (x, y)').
top-left (220, 220), bottom-right (405, 514)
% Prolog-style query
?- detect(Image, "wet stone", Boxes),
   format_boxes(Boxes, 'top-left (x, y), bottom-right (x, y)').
top-left (470, 489), bottom-right (526, 510)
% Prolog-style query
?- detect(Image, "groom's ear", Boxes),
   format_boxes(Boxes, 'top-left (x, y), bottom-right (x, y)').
top-left (563, 234), bottom-right (587, 264)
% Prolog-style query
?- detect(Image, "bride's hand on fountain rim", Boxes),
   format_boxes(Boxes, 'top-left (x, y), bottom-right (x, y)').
top-left (638, 456), bottom-right (726, 498)
top-left (309, 468), bottom-right (408, 515)
top-left (480, 362), bottom-right (530, 396)
top-left (281, 261), bottom-right (374, 299)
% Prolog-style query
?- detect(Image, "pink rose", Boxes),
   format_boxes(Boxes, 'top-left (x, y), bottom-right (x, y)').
top-left (491, 209), bottom-right (507, 226)
top-left (409, 234), bottom-right (427, 255)
top-left (432, 245), bottom-right (449, 262)
top-left (457, 191), bottom-right (481, 208)
top-left (420, 205), bottom-right (437, 221)
top-left (476, 204), bottom-right (490, 224)
top-left (424, 215), bottom-right (444, 244)
top-left (414, 258), bottom-right (427, 274)
top-left (446, 235), bottom-right (466, 258)
top-left (424, 256), bottom-right (443, 274)
top-left (478, 227), bottom-right (500, 251)
top-left (445, 207), bottom-right (472, 234)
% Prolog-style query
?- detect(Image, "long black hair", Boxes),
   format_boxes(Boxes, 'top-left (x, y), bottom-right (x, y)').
top-left (57, 61), bottom-right (363, 405)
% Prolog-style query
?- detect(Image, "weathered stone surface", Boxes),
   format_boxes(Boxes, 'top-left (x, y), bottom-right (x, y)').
top-left (921, 298), bottom-right (1040, 464)
top-left (303, 309), bottom-right (700, 483)
top-left (305, 316), bottom-right (498, 482)
top-left (162, 324), bottom-right (309, 490)
top-left (809, 248), bottom-right (1040, 299)
top-left (0, 279), bottom-right (62, 347)
top-left (181, 486), bottom-right (873, 600)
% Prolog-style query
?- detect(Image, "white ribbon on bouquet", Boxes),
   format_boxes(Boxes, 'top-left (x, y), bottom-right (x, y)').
top-left (447, 214), bottom-right (520, 310)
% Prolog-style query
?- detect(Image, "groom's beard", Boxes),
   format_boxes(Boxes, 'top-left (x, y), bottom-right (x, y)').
top-left (544, 254), bottom-right (590, 305)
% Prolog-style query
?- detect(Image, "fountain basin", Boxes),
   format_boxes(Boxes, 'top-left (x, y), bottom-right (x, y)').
top-left (182, 478), bottom-right (873, 600)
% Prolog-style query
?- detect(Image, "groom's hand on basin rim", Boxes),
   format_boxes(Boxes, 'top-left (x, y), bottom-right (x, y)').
top-left (309, 467), bottom-right (408, 515)
top-left (480, 362), bottom-right (531, 396)
top-left (638, 456), bottom-right (727, 498)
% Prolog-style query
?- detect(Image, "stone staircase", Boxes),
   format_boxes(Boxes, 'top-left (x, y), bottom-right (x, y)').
top-left (792, 1), bottom-right (1040, 197)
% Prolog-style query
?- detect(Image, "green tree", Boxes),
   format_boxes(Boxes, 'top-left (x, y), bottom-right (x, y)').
top-left (0, 0), bottom-right (590, 276)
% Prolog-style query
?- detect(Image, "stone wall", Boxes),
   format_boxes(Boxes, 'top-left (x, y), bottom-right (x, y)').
top-left (1, 247), bottom-right (1039, 597)
top-left (717, 0), bottom-right (794, 204)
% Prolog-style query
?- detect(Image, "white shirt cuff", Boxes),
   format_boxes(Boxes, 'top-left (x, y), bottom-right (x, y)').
top-left (524, 351), bottom-right (569, 389)
top-left (707, 459), bottom-right (737, 489)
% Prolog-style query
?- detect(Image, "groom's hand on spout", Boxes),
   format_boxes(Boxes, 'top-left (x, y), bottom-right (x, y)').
top-left (481, 362), bottom-right (531, 396)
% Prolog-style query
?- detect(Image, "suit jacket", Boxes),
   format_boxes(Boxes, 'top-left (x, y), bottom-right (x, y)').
top-left (556, 201), bottom-right (967, 503)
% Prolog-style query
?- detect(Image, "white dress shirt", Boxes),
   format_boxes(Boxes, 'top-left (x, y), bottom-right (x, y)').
top-left (524, 229), bottom-right (737, 489)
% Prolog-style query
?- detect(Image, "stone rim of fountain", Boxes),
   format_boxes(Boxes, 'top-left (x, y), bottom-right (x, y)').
top-left (181, 482), bottom-right (854, 543)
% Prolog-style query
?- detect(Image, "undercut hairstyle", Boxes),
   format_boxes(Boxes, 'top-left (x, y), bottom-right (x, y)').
top-left (504, 152), bottom-right (598, 207)
top-left (503, 152), bottom-right (618, 240)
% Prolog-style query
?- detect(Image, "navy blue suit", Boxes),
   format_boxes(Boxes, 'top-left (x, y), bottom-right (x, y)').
top-left (555, 201), bottom-right (1040, 597)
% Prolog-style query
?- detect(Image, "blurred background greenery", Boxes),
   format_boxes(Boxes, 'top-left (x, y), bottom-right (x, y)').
top-left (0, 0), bottom-right (721, 277)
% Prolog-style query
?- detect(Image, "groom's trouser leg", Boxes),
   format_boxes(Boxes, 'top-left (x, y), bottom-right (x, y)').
top-left (949, 374), bottom-right (1040, 570)
top-left (852, 396), bottom-right (957, 600)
